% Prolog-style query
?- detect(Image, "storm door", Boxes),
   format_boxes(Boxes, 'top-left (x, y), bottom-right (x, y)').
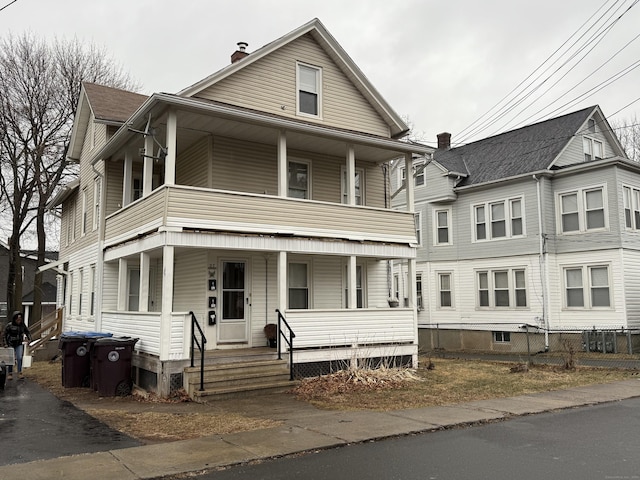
top-left (217, 261), bottom-right (248, 343)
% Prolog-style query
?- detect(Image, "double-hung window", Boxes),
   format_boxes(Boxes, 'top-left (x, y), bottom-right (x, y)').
top-left (416, 274), bottom-right (423, 310)
top-left (344, 264), bottom-right (365, 308)
top-left (289, 263), bottom-right (309, 309)
top-left (93, 177), bottom-right (102, 231)
top-left (415, 212), bottom-right (422, 245)
top-left (437, 272), bottom-right (453, 308)
top-left (341, 167), bottom-right (364, 205)
top-left (623, 185), bottom-right (640, 229)
top-left (583, 136), bottom-right (604, 162)
top-left (434, 208), bottom-right (451, 245)
top-left (473, 197), bottom-right (524, 241)
top-left (564, 265), bottom-right (610, 308)
top-left (414, 161), bottom-right (425, 186)
top-left (297, 63), bottom-right (321, 117)
top-left (558, 186), bottom-right (606, 233)
top-left (476, 268), bottom-right (528, 308)
top-left (288, 160), bottom-right (311, 199)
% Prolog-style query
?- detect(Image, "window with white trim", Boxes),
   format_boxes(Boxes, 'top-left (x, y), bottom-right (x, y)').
top-left (341, 167), bottom-right (364, 205)
top-left (68, 271), bottom-right (74, 316)
top-left (81, 189), bottom-right (88, 236)
top-left (587, 118), bottom-right (596, 133)
top-left (90, 264), bottom-right (96, 316)
top-left (393, 274), bottom-right (399, 301)
top-left (476, 268), bottom-right (528, 308)
top-left (415, 212), bottom-right (422, 245)
top-left (344, 264), bottom-right (365, 308)
top-left (78, 268), bottom-right (83, 315)
top-left (297, 63), bottom-right (321, 117)
top-left (289, 262), bottom-right (309, 309)
top-left (473, 197), bottom-right (525, 241)
top-left (128, 268), bottom-right (140, 311)
top-left (623, 185), bottom-right (640, 229)
top-left (416, 274), bottom-right (423, 310)
top-left (93, 177), bottom-right (101, 231)
top-left (558, 186), bottom-right (606, 233)
top-left (434, 208), bottom-right (451, 245)
top-left (583, 136), bottom-right (604, 162)
top-left (414, 161), bottom-right (425, 186)
top-left (437, 272), bottom-right (453, 308)
top-left (564, 265), bottom-right (611, 308)
top-left (288, 160), bottom-right (311, 199)
top-left (493, 331), bottom-right (511, 343)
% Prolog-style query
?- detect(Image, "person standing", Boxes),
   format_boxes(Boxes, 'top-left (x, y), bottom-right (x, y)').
top-left (3, 311), bottom-right (32, 380)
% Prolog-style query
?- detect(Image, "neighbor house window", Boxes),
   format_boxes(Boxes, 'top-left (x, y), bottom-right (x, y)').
top-left (341, 167), bottom-right (364, 205)
top-left (297, 63), bottom-right (321, 117)
top-left (564, 265), bottom-right (610, 308)
top-left (583, 136), bottom-right (604, 161)
top-left (435, 208), bottom-right (451, 245)
top-left (93, 177), bottom-right (101, 231)
top-left (416, 274), bottom-right (423, 310)
top-left (558, 186), bottom-right (606, 233)
top-left (587, 118), bottom-right (596, 133)
top-left (289, 263), bottom-right (309, 309)
top-left (288, 160), bottom-right (310, 199)
top-left (414, 161), bottom-right (425, 186)
top-left (623, 185), bottom-right (640, 229)
top-left (473, 197), bottom-right (524, 241)
top-left (68, 272), bottom-right (74, 317)
top-left (493, 331), bottom-right (511, 343)
top-left (438, 272), bottom-right (453, 308)
top-left (133, 178), bottom-right (142, 201)
top-left (477, 268), bottom-right (528, 308)
top-left (394, 274), bottom-right (399, 301)
top-left (90, 264), bottom-right (96, 316)
top-left (415, 212), bottom-right (422, 245)
top-left (78, 268), bottom-right (83, 315)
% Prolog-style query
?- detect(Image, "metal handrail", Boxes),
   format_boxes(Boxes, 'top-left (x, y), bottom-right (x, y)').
top-left (189, 311), bottom-right (207, 392)
top-left (275, 309), bottom-right (296, 381)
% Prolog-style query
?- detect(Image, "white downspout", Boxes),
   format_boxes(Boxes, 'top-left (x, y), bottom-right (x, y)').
top-left (534, 174), bottom-right (549, 349)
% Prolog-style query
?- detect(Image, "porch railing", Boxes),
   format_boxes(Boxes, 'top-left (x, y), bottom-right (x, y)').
top-left (276, 309), bottom-right (296, 381)
top-left (189, 311), bottom-right (207, 392)
top-left (27, 308), bottom-right (64, 355)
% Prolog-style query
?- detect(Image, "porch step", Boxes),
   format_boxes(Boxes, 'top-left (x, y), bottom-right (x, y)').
top-left (191, 379), bottom-right (298, 401)
top-left (185, 358), bottom-right (297, 400)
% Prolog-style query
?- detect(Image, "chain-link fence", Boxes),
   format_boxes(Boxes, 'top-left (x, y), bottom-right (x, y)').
top-left (419, 323), bottom-right (640, 369)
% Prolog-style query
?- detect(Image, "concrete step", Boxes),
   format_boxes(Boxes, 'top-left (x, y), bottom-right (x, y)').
top-left (191, 379), bottom-right (299, 401)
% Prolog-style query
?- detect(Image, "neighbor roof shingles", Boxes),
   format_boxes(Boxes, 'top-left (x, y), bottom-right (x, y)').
top-left (435, 106), bottom-right (596, 186)
top-left (83, 82), bottom-right (148, 124)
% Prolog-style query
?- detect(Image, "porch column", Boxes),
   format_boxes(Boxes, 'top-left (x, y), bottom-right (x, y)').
top-left (277, 130), bottom-right (287, 197)
top-left (123, 150), bottom-right (132, 206)
top-left (404, 152), bottom-right (414, 212)
top-left (407, 258), bottom-right (418, 368)
top-left (139, 252), bottom-right (150, 312)
top-left (117, 258), bottom-right (128, 310)
top-left (165, 108), bottom-right (177, 186)
top-left (143, 134), bottom-right (154, 196)
top-left (347, 255), bottom-right (357, 309)
top-left (346, 144), bottom-right (355, 205)
top-left (160, 246), bottom-right (175, 361)
top-left (277, 251), bottom-right (287, 312)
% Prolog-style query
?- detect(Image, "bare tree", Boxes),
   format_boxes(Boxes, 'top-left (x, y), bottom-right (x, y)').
top-left (612, 116), bottom-right (640, 162)
top-left (0, 32), bottom-right (138, 321)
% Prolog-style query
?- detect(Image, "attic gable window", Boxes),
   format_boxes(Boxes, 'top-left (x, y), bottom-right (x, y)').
top-left (297, 63), bottom-right (322, 118)
top-left (583, 136), bottom-right (603, 162)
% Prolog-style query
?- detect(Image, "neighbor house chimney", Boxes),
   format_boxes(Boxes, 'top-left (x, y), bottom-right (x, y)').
top-left (437, 132), bottom-right (451, 150)
top-left (231, 42), bottom-right (249, 63)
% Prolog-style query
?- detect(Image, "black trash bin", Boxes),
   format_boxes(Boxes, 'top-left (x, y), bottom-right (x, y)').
top-left (58, 332), bottom-right (112, 388)
top-left (90, 337), bottom-right (138, 396)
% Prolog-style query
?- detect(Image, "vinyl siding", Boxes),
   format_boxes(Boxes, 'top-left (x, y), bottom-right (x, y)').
top-left (173, 250), bottom-right (206, 326)
top-left (195, 34), bottom-right (390, 137)
top-left (176, 136), bottom-right (210, 188)
top-left (554, 122), bottom-right (616, 168)
top-left (622, 249), bottom-right (640, 328)
top-left (547, 249), bottom-right (626, 329)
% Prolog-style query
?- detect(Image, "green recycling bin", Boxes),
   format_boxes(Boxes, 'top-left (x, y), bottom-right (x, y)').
top-left (90, 337), bottom-right (138, 396)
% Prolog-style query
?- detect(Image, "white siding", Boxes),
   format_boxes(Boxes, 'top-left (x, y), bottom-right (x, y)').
top-left (622, 249), bottom-right (640, 328)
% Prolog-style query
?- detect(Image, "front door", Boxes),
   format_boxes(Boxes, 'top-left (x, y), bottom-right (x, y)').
top-left (217, 260), bottom-right (248, 343)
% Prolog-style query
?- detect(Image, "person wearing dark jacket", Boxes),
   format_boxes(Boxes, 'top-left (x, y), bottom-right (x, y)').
top-left (3, 311), bottom-right (32, 380)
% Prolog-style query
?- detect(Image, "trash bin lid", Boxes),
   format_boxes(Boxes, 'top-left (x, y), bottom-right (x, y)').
top-left (92, 336), bottom-right (139, 346)
top-left (62, 331), bottom-right (113, 338)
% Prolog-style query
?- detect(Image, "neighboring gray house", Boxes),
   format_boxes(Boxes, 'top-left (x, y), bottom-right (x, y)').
top-left (392, 105), bottom-right (640, 350)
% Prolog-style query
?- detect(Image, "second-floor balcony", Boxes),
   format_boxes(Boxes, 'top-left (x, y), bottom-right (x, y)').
top-left (104, 185), bottom-right (418, 248)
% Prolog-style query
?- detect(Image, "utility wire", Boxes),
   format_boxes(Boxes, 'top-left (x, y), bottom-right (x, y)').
top-left (455, 0), bottom-right (620, 142)
top-left (0, 0), bottom-right (17, 12)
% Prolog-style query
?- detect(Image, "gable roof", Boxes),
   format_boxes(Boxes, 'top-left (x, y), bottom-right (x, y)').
top-left (67, 83), bottom-right (148, 161)
top-left (434, 106), bottom-right (615, 187)
top-left (178, 18), bottom-right (408, 138)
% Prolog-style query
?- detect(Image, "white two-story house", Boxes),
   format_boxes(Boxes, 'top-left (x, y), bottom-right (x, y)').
top-left (393, 105), bottom-right (640, 352)
top-left (48, 19), bottom-right (429, 397)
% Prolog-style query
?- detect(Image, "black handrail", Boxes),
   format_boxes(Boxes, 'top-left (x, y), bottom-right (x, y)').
top-left (189, 311), bottom-right (207, 392)
top-left (275, 309), bottom-right (296, 381)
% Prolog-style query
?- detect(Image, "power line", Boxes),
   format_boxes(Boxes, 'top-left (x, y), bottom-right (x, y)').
top-left (0, 0), bottom-right (17, 13)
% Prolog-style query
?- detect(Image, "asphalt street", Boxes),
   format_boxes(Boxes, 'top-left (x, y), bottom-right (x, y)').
top-left (192, 397), bottom-right (640, 480)
top-left (0, 378), bottom-right (141, 466)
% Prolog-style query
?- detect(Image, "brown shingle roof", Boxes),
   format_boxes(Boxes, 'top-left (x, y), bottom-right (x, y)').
top-left (83, 82), bottom-right (148, 123)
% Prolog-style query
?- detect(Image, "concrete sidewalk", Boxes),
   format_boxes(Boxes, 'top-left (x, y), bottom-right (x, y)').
top-left (5, 378), bottom-right (640, 480)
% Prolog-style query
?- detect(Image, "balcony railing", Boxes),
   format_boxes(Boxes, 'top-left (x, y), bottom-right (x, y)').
top-left (104, 185), bottom-right (417, 247)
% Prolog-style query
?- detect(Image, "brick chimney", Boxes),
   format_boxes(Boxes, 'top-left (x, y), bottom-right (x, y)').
top-left (231, 42), bottom-right (249, 63)
top-left (437, 132), bottom-right (451, 150)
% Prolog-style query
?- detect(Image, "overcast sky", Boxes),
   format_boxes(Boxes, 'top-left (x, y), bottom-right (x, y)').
top-left (2, 0), bottom-right (639, 147)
